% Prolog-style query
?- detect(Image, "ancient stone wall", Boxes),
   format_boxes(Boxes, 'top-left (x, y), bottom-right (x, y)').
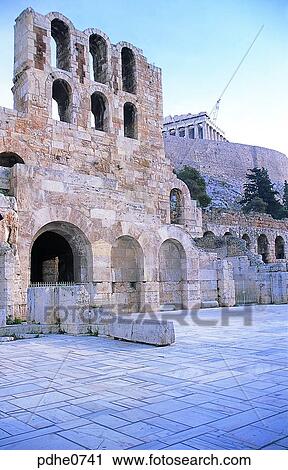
top-left (202, 209), bottom-right (288, 263)
top-left (0, 8), bottom-right (209, 320)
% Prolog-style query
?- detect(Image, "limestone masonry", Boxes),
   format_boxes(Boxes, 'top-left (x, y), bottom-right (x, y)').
top-left (0, 8), bottom-right (287, 329)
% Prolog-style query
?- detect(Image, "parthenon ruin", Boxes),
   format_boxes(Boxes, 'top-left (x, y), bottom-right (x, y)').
top-left (163, 112), bottom-right (228, 141)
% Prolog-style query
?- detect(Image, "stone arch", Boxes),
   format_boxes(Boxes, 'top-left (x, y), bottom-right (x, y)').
top-left (111, 235), bottom-right (144, 312)
top-left (275, 235), bottom-right (285, 260)
top-left (224, 231), bottom-right (233, 237)
top-left (52, 79), bottom-right (72, 123)
top-left (124, 102), bottom-right (137, 139)
top-left (0, 152), bottom-right (24, 168)
top-left (257, 234), bottom-right (270, 263)
top-left (121, 47), bottom-right (136, 93)
top-left (91, 92), bottom-right (108, 131)
top-left (50, 17), bottom-right (71, 71)
top-left (158, 238), bottom-right (187, 309)
top-left (203, 230), bottom-right (215, 238)
top-left (242, 233), bottom-right (251, 249)
top-left (89, 34), bottom-right (107, 83)
top-left (30, 221), bottom-right (93, 283)
top-left (170, 188), bottom-right (184, 224)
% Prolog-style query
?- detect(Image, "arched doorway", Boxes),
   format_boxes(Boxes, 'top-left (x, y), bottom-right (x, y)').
top-left (159, 239), bottom-right (186, 309)
top-left (31, 232), bottom-right (74, 282)
top-left (30, 222), bottom-right (92, 283)
top-left (257, 234), bottom-right (270, 263)
top-left (275, 236), bottom-right (285, 259)
top-left (242, 233), bottom-right (251, 250)
top-left (111, 236), bottom-right (143, 313)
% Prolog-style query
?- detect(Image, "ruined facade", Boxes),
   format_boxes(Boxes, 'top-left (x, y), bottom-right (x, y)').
top-left (0, 9), bottom-right (287, 329)
top-left (0, 8), bottom-right (238, 327)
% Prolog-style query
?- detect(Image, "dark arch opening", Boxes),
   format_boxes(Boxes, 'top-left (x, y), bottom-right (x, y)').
top-left (51, 18), bottom-right (70, 71)
top-left (91, 92), bottom-right (108, 131)
top-left (242, 233), bottom-right (251, 249)
top-left (52, 79), bottom-right (72, 123)
top-left (203, 231), bottom-right (215, 238)
top-left (89, 34), bottom-right (107, 83)
top-left (0, 152), bottom-right (25, 168)
top-left (170, 189), bottom-right (184, 224)
top-left (224, 232), bottom-right (233, 237)
top-left (121, 47), bottom-right (136, 93)
top-left (257, 234), bottom-right (270, 264)
top-left (31, 231), bottom-right (74, 283)
top-left (124, 102), bottom-right (137, 139)
top-left (275, 236), bottom-right (285, 259)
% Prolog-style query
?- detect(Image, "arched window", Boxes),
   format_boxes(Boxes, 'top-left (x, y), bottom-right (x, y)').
top-left (0, 152), bottom-right (24, 168)
top-left (203, 231), bottom-right (215, 238)
top-left (275, 236), bottom-right (285, 259)
top-left (170, 189), bottom-right (184, 224)
top-left (121, 47), bottom-right (136, 93)
top-left (91, 92), bottom-right (108, 131)
top-left (52, 79), bottom-right (72, 123)
top-left (242, 234), bottom-right (251, 249)
top-left (89, 34), bottom-right (107, 83)
top-left (51, 18), bottom-right (70, 71)
top-left (257, 234), bottom-right (270, 263)
top-left (124, 102), bottom-right (137, 139)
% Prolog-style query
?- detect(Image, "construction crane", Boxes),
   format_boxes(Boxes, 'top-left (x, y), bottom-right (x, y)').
top-left (210, 24), bottom-right (264, 123)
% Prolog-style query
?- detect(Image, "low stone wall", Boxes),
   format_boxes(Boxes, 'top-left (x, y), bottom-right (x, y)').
top-left (230, 257), bottom-right (288, 305)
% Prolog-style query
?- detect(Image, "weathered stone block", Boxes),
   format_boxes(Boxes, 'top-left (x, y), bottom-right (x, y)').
top-left (108, 319), bottom-right (175, 346)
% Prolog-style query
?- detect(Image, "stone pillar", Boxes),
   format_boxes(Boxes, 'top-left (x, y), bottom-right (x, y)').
top-left (184, 126), bottom-right (189, 138)
top-left (216, 259), bottom-right (235, 307)
top-left (185, 280), bottom-right (201, 309)
top-left (194, 125), bottom-right (198, 139)
top-left (0, 246), bottom-right (17, 325)
top-left (202, 123), bottom-right (207, 139)
top-left (140, 281), bottom-right (160, 313)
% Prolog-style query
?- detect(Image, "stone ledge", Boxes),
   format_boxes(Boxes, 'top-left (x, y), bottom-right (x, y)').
top-left (108, 319), bottom-right (175, 346)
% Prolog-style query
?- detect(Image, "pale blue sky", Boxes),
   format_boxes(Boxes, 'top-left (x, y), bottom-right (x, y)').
top-left (0, 0), bottom-right (287, 155)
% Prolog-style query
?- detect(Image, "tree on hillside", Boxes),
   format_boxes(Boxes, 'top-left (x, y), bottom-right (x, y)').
top-left (240, 167), bottom-right (285, 219)
top-left (283, 181), bottom-right (288, 212)
top-left (176, 166), bottom-right (211, 208)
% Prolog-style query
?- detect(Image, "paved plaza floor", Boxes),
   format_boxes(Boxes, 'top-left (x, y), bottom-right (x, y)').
top-left (0, 304), bottom-right (287, 450)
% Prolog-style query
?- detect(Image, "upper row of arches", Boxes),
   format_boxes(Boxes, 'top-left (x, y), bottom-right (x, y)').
top-left (51, 18), bottom-right (136, 93)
